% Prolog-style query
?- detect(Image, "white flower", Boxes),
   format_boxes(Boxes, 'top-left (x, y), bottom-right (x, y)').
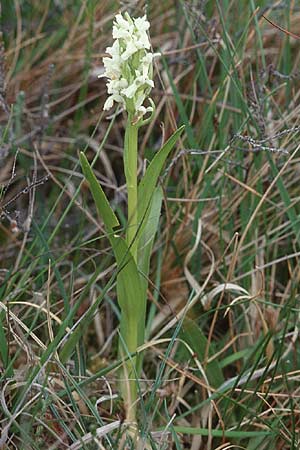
top-left (101, 57), bottom-right (121, 80)
top-left (100, 12), bottom-right (159, 118)
top-left (121, 40), bottom-right (139, 61)
top-left (121, 82), bottom-right (138, 99)
top-left (113, 13), bottom-right (134, 37)
top-left (106, 40), bottom-right (120, 57)
top-left (134, 16), bottom-right (150, 32)
top-left (107, 78), bottom-right (128, 94)
top-left (103, 94), bottom-right (123, 111)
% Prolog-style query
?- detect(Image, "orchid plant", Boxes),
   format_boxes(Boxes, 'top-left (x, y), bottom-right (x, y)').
top-left (80, 12), bottom-right (184, 425)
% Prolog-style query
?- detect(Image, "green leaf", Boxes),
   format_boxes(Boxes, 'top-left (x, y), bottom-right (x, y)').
top-left (80, 152), bottom-right (120, 231)
top-left (136, 186), bottom-right (163, 373)
top-left (113, 237), bottom-right (146, 352)
top-left (138, 186), bottom-right (163, 295)
top-left (137, 125), bottom-right (184, 238)
top-left (80, 151), bottom-right (145, 358)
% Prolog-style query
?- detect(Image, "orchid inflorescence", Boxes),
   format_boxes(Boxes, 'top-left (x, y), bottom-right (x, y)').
top-left (100, 12), bottom-right (159, 118)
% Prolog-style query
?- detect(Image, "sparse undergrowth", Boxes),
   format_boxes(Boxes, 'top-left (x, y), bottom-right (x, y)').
top-left (1, 1), bottom-right (300, 449)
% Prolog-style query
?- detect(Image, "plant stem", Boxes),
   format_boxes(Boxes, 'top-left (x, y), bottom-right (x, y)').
top-left (124, 115), bottom-right (139, 262)
top-left (121, 114), bottom-right (140, 425)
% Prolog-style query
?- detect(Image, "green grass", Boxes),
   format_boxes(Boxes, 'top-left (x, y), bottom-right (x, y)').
top-left (1, 0), bottom-right (300, 448)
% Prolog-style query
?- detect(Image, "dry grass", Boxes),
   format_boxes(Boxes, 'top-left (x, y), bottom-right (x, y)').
top-left (1, 1), bottom-right (300, 449)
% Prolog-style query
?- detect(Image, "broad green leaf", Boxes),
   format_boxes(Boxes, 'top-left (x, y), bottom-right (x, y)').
top-left (136, 186), bottom-right (163, 374)
top-left (80, 152), bottom-right (120, 231)
top-left (138, 186), bottom-right (163, 296)
top-left (79, 152), bottom-right (145, 358)
top-left (113, 236), bottom-right (146, 355)
top-left (137, 125), bottom-right (184, 237)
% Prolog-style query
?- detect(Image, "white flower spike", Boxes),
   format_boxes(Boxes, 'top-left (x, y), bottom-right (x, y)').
top-left (100, 12), bottom-right (159, 119)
